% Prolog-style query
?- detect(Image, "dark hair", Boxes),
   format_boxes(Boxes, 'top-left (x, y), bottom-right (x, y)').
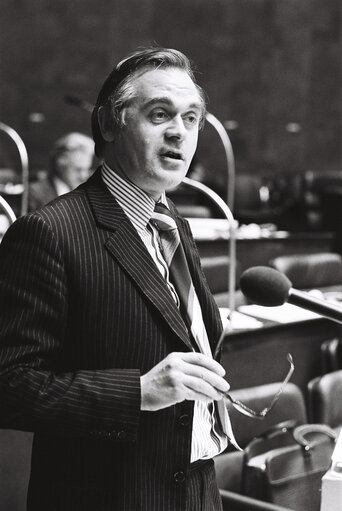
top-left (91, 47), bottom-right (206, 158)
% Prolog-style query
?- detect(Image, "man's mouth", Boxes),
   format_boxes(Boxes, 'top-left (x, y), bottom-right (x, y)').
top-left (161, 151), bottom-right (183, 160)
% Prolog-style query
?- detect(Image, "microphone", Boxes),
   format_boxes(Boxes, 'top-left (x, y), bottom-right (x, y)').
top-left (240, 266), bottom-right (342, 325)
top-left (64, 95), bottom-right (94, 113)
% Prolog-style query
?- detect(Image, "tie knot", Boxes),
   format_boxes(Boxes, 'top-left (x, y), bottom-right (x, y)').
top-left (151, 202), bottom-right (177, 231)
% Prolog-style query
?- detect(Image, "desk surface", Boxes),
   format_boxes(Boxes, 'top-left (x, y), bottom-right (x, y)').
top-left (188, 218), bottom-right (334, 243)
top-left (192, 224), bottom-right (335, 271)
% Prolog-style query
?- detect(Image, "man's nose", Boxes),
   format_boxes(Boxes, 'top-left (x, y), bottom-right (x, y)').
top-left (165, 114), bottom-right (186, 140)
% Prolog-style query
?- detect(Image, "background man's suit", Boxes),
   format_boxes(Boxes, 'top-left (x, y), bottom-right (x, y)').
top-left (0, 168), bottom-right (223, 511)
top-left (28, 176), bottom-right (58, 211)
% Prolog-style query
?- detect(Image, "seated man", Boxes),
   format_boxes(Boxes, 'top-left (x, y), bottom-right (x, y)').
top-left (28, 132), bottom-right (95, 211)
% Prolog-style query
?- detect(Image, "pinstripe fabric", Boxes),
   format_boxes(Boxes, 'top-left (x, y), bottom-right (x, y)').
top-left (151, 204), bottom-right (228, 463)
top-left (102, 164), bottom-right (227, 463)
top-left (186, 461), bottom-right (223, 511)
top-left (0, 168), bottom-right (223, 511)
top-left (102, 163), bottom-right (180, 306)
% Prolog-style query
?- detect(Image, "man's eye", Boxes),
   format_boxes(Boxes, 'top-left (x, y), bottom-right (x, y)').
top-left (184, 113), bottom-right (199, 126)
top-left (150, 110), bottom-right (168, 123)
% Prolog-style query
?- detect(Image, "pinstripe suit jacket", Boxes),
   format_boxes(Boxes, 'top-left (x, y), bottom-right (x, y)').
top-left (0, 168), bottom-right (223, 511)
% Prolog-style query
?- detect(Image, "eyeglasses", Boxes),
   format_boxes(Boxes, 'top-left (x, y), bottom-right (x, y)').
top-left (224, 353), bottom-right (294, 420)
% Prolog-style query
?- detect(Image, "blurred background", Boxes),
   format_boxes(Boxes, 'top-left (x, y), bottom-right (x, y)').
top-left (1, 0), bottom-right (341, 234)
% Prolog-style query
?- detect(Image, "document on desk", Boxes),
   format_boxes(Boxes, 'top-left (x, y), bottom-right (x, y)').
top-left (238, 303), bottom-right (320, 324)
top-left (219, 308), bottom-right (263, 329)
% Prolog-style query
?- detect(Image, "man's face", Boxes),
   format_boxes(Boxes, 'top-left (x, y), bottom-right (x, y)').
top-left (105, 67), bottom-right (203, 199)
top-left (56, 150), bottom-right (93, 189)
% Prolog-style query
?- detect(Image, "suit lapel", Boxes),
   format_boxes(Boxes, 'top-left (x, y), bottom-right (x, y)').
top-left (85, 170), bottom-right (192, 351)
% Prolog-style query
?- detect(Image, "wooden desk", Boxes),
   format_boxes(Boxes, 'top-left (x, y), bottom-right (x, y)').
top-left (195, 231), bottom-right (335, 272)
top-left (221, 315), bottom-right (342, 402)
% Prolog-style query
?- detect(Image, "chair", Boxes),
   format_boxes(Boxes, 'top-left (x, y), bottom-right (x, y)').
top-left (320, 189), bottom-right (342, 254)
top-left (320, 337), bottom-right (342, 373)
top-left (269, 252), bottom-right (342, 291)
top-left (303, 169), bottom-right (342, 251)
top-left (234, 173), bottom-right (300, 228)
top-left (214, 382), bottom-right (307, 494)
top-left (308, 370), bottom-right (342, 429)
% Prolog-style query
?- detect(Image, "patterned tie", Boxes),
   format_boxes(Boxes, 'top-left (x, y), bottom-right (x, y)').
top-left (151, 202), bottom-right (212, 356)
top-left (151, 202), bottom-right (241, 452)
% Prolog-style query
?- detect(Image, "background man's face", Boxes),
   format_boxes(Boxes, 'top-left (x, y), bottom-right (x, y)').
top-left (56, 150), bottom-right (93, 189)
top-left (108, 67), bottom-right (203, 199)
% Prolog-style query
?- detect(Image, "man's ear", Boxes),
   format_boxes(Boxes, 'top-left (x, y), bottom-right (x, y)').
top-left (97, 106), bottom-right (115, 142)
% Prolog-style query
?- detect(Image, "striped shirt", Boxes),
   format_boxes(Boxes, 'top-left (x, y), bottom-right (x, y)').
top-left (101, 162), bottom-right (228, 461)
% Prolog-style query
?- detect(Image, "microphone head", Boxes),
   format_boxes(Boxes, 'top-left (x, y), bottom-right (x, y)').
top-left (240, 266), bottom-right (292, 306)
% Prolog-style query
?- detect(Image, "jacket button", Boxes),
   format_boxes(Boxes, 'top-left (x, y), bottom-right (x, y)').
top-left (117, 430), bottom-right (127, 440)
top-left (174, 471), bottom-right (185, 483)
top-left (178, 414), bottom-right (190, 426)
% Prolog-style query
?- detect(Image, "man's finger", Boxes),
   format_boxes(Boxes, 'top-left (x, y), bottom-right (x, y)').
top-left (182, 375), bottom-right (225, 401)
top-left (181, 364), bottom-right (230, 394)
top-left (175, 351), bottom-right (226, 376)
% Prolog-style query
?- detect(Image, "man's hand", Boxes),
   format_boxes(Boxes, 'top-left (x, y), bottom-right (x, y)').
top-left (140, 352), bottom-right (230, 411)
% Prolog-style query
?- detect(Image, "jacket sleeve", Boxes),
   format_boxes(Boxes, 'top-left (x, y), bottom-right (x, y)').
top-left (0, 214), bottom-right (141, 441)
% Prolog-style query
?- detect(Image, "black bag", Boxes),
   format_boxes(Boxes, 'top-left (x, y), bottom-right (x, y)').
top-left (243, 421), bottom-right (337, 511)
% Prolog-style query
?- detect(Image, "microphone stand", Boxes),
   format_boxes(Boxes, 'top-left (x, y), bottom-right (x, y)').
top-left (182, 177), bottom-right (238, 317)
top-left (205, 112), bottom-right (236, 212)
top-left (0, 122), bottom-right (29, 216)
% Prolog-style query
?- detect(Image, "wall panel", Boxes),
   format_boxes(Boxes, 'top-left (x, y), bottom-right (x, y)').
top-left (0, 0), bottom-right (341, 188)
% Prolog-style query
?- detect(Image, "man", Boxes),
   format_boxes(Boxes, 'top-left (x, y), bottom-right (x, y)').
top-left (28, 131), bottom-right (95, 211)
top-left (0, 47), bottom-right (235, 511)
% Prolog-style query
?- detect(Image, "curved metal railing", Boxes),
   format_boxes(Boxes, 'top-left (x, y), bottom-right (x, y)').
top-left (0, 122), bottom-right (29, 216)
top-left (205, 112), bottom-right (236, 212)
top-left (182, 177), bottom-right (238, 314)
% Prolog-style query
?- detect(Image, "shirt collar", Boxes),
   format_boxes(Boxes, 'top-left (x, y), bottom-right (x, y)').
top-left (101, 162), bottom-right (167, 232)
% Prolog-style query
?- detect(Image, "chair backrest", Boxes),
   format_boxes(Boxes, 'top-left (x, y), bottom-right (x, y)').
top-left (308, 370), bottom-right (342, 427)
top-left (320, 338), bottom-right (342, 373)
top-left (269, 252), bottom-right (342, 289)
top-left (215, 382), bottom-right (307, 494)
top-left (226, 381), bottom-right (307, 449)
